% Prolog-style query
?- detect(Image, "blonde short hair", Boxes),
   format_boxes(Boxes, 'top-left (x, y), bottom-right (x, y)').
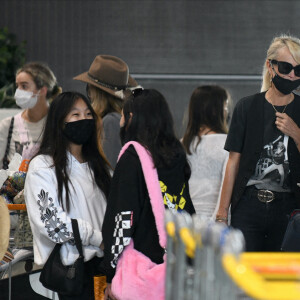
top-left (261, 34), bottom-right (300, 92)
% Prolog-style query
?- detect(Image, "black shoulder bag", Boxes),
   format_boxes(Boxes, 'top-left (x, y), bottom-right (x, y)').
top-left (39, 219), bottom-right (85, 295)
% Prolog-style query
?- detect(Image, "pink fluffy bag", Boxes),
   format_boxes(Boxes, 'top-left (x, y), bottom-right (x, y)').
top-left (111, 141), bottom-right (167, 300)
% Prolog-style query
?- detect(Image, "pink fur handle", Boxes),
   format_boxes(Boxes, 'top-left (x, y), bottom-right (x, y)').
top-left (118, 141), bottom-right (167, 248)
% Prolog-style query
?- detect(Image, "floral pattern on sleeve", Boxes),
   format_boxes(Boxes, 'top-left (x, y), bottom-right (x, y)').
top-left (37, 189), bottom-right (73, 243)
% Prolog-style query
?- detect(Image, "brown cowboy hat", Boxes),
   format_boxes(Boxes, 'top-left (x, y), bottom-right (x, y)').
top-left (73, 55), bottom-right (138, 100)
top-left (0, 196), bottom-right (10, 260)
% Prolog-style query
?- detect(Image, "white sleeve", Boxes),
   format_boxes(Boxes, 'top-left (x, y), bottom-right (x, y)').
top-left (24, 158), bottom-right (102, 247)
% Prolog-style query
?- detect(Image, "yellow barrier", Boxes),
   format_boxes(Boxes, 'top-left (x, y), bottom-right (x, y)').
top-left (241, 253), bottom-right (300, 281)
top-left (222, 253), bottom-right (300, 300)
top-left (166, 221), bottom-right (197, 258)
top-left (179, 227), bottom-right (196, 258)
top-left (166, 221), bottom-right (176, 238)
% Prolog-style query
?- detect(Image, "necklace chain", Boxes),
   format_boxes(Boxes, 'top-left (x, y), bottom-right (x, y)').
top-left (268, 94), bottom-right (293, 114)
top-left (271, 103), bottom-right (288, 114)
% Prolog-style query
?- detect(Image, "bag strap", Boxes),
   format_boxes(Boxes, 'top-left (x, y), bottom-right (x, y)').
top-left (118, 141), bottom-right (167, 248)
top-left (3, 117), bottom-right (15, 170)
top-left (14, 112), bottom-right (29, 144)
top-left (71, 219), bottom-right (84, 258)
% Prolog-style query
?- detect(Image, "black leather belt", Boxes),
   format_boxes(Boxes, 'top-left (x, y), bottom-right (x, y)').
top-left (257, 189), bottom-right (274, 203)
top-left (246, 186), bottom-right (292, 203)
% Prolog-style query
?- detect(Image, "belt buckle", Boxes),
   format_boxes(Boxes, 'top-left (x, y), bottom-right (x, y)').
top-left (257, 189), bottom-right (274, 203)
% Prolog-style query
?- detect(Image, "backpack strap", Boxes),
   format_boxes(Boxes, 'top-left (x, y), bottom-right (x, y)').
top-left (118, 141), bottom-right (167, 248)
top-left (2, 117), bottom-right (14, 170)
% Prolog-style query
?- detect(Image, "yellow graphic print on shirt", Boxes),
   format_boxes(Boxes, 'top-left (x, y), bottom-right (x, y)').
top-left (160, 181), bottom-right (186, 212)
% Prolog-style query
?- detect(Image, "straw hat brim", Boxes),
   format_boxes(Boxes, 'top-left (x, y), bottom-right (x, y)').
top-left (0, 196), bottom-right (10, 261)
top-left (73, 71), bottom-right (138, 100)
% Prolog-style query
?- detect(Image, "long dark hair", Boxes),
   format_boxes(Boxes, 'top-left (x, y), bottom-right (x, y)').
top-left (182, 85), bottom-right (229, 155)
top-left (120, 89), bottom-right (189, 174)
top-left (36, 91), bottom-right (111, 211)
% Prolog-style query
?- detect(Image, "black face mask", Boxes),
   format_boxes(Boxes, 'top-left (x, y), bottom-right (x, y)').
top-left (272, 72), bottom-right (300, 95)
top-left (63, 119), bottom-right (95, 145)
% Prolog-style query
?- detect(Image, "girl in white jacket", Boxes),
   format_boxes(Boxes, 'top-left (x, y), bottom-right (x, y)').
top-left (24, 91), bottom-right (111, 299)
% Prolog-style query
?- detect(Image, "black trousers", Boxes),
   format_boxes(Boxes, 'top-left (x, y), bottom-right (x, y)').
top-left (231, 186), bottom-right (296, 252)
top-left (58, 256), bottom-right (103, 300)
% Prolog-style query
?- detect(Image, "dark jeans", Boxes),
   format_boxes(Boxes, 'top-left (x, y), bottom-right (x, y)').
top-left (231, 186), bottom-right (296, 252)
top-left (58, 256), bottom-right (103, 300)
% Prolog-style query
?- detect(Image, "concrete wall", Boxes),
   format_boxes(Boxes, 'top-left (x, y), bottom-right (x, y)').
top-left (1, 0), bottom-right (299, 134)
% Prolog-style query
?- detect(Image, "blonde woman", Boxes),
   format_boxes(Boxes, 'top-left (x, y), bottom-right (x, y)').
top-left (0, 62), bottom-right (61, 169)
top-left (216, 34), bottom-right (300, 251)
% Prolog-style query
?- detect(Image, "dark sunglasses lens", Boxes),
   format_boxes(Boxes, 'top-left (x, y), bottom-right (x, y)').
top-left (132, 88), bottom-right (144, 98)
top-left (294, 65), bottom-right (300, 77)
top-left (278, 62), bottom-right (293, 75)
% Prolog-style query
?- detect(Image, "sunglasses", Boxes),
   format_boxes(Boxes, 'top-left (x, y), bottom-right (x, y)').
top-left (131, 88), bottom-right (144, 98)
top-left (270, 59), bottom-right (300, 77)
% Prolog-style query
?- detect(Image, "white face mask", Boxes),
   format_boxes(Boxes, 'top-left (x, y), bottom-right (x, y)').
top-left (14, 88), bottom-right (39, 109)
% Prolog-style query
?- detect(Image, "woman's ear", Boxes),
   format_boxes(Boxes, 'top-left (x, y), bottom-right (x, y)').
top-left (266, 60), bottom-right (274, 77)
top-left (124, 112), bottom-right (134, 130)
top-left (128, 113), bottom-right (133, 123)
top-left (40, 86), bottom-right (48, 98)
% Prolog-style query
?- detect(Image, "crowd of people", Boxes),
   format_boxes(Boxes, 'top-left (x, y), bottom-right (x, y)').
top-left (0, 33), bottom-right (300, 299)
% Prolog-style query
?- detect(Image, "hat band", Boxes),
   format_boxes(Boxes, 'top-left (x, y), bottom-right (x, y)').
top-left (87, 73), bottom-right (127, 91)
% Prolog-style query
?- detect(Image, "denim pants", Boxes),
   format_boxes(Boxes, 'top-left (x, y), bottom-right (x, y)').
top-left (231, 186), bottom-right (296, 252)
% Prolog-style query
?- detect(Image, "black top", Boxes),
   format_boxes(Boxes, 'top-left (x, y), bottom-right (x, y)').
top-left (226, 93), bottom-right (294, 192)
top-left (224, 92), bottom-right (300, 211)
top-left (100, 146), bottom-right (195, 282)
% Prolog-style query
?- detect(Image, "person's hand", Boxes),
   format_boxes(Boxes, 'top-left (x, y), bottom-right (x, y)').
top-left (100, 241), bottom-right (104, 251)
top-left (275, 112), bottom-right (300, 140)
top-left (104, 283), bottom-right (117, 300)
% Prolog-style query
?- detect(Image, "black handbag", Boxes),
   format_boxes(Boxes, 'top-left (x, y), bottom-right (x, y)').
top-left (281, 209), bottom-right (300, 252)
top-left (39, 219), bottom-right (85, 295)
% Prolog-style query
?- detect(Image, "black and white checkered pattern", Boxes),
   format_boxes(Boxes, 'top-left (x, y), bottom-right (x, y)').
top-left (111, 211), bottom-right (133, 268)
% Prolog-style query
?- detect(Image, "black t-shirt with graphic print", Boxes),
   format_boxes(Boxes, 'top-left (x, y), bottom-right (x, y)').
top-left (225, 93), bottom-right (296, 192)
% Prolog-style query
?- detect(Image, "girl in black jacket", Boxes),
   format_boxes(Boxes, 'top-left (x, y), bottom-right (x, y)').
top-left (100, 89), bottom-right (195, 300)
